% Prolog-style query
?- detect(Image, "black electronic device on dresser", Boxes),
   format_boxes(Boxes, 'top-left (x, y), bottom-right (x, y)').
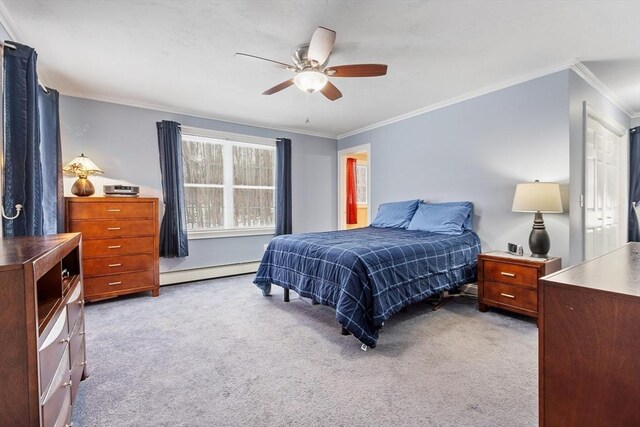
top-left (0, 233), bottom-right (88, 427)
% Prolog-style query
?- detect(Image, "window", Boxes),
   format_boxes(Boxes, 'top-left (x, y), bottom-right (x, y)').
top-left (356, 163), bottom-right (367, 205)
top-left (181, 128), bottom-right (276, 236)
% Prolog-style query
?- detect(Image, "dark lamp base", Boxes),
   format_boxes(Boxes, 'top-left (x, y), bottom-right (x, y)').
top-left (71, 177), bottom-right (95, 197)
top-left (529, 211), bottom-right (550, 257)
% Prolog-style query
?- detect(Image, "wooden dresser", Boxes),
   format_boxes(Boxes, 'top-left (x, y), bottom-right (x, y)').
top-left (65, 197), bottom-right (159, 301)
top-left (539, 243), bottom-right (640, 426)
top-left (477, 252), bottom-right (561, 323)
top-left (0, 233), bottom-right (87, 427)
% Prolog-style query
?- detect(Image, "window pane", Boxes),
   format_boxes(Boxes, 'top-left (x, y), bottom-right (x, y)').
top-left (234, 188), bottom-right (274, 228)
top-left (233, 145), bottom-right (274, 186)
top-left (182, 138), bottom-right (224, 185)
top-left (184, 187), bottom-right (224, 230)
top-left (356, 164), bottom-right (367, 204)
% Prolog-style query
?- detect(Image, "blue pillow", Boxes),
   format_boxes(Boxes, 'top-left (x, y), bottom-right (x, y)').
top-left (431, 201), bottom-right (474, 230)
top-left (371, 199), bottom-right (421, 229)
top-left (407, 202), bottom-right (473, 235)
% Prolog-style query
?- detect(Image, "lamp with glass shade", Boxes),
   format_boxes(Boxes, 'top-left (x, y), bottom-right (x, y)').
top-left (63, 154), bottom-right (104, 197)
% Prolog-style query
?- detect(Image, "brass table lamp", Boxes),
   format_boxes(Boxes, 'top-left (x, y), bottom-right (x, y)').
top-left (63, 154), bottom-right (103, 196)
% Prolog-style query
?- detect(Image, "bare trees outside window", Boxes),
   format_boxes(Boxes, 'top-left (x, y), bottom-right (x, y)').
top-left (182, 132), bottom-right (275, 232)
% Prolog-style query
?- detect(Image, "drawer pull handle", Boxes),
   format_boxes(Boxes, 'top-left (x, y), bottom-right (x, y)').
top-left (500, 293), bottom-right (516, 299)
top-left (108, 263), bottom-right (122, 268)
top-left (108, 245), bottom-right (122, 249)
top-left (81, 361), bottom-right (88, 366)
top-left (107, 227), bottom-right (121, 231)
top-left (107, 209), bottom-right (121, 212)
top-left (60, 337), bottom-right (70, 344)
top-left (500, 272), bottom-right (516, 278)
top-left (77, 300), bottom-right (83, 305)
top-left (62, 380), bottom-right (73, 388)
top-left (108, 281), bottom-right (122, 286)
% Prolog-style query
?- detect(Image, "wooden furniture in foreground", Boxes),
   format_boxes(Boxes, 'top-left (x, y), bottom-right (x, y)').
top-left (65, 197), bottom-right (159, 301)
top-left (0, 233), bottom-right (87, 427)
top-left (477, 252), bottom-right (561, 322)
top-left (539, 243), bottom-right (640, 427)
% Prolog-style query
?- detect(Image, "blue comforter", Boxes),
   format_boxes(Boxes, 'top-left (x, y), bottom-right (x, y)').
top-left (254, 227), bottom-right (481, 347)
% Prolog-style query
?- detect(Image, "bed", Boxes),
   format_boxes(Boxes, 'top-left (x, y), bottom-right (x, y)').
top-left (254, 225), bottom-right (481, 348)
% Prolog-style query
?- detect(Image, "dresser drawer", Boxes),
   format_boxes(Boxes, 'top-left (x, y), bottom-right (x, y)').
top-left (69, 313), bottom-right (85, 367)
top-left (68, 219), bottom-right (156, 239)
top-left (83, 253), bottom-right (154, 277)
top-left (70, 346), bottom-right (86, 404)
top-left (40, 346), bottom-right (72, 427)
top-left (39, 307), bottom-right (69, 395)
top-left (83, 236), bottom-right (155, 257)
top-left (483, 281), bottom-right (537, 312)
top-left (85, 270), bottom-right (155, 296)
top-left (68, 200), bottom-right (155, 220)
top-left (483, 261), bottom-right (538, 289)
top-left (66, 279), bottom-right (83, 332)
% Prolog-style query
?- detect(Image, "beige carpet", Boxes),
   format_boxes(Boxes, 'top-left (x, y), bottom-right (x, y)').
top-left (72, 274), bottom-right (538, 426)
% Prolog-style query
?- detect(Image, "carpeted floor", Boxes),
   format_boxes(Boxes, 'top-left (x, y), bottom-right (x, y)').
top-left (71, 274), bottom-right (538, 427)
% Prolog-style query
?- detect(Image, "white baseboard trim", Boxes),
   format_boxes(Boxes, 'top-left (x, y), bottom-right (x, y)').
top-left (160, 261), bottom-right (260, 286)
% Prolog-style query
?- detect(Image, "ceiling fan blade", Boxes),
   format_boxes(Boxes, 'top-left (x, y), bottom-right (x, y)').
top-left (262, 79), bottom-right (295, 95)
top-left (325, 64), bottom-right (388, 77)
top-left (235, 53), bottom-right (293, 69)
top-left (320, 81), bottom-right (342, 101)
top-left (307, 26), bottom-right (336, 66)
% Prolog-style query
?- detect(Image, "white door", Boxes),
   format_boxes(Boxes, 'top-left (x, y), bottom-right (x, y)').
top-left (584, 106), bottom-right (626, 261)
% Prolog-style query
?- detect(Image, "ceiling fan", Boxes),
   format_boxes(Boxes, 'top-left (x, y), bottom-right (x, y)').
top-left (235, 26), bottom-right (388, 101)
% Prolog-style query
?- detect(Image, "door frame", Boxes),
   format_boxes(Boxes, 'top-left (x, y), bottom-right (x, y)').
top-left (582, 101), bottom-right (628, 260)
top-left (338, 143), bottom-right (371, 230)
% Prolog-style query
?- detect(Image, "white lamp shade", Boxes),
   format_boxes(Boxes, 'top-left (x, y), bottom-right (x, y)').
top-left (293, 70), bottom-right (328, 93)
top-left (512, 182), bottom-right (563, 213)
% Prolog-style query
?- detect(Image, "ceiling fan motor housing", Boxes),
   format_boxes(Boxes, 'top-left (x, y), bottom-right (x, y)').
top-left (292, 44), bottom-right (329, 70)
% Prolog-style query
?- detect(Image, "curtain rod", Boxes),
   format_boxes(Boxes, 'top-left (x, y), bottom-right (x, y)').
top-left (0, 41), bottom-right (49, 94)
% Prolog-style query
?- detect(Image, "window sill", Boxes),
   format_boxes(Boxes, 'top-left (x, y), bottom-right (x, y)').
top-left (187, 228), bottom-right (275, 240)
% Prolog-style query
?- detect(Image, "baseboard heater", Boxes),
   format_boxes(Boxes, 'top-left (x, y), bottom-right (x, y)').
top-left (159, 261), bottom-right (261, 286)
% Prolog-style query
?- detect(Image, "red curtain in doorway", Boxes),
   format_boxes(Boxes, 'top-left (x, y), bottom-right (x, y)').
top-left (346, 157), bottom-right (358, 224)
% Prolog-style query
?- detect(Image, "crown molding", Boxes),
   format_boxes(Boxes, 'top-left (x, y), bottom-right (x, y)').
top-left (338, 61), bottom-right (638, 139)
top-left (60, 90), bottom-right (338, 140)
top-left (570, 62), bottom-right (635, 118)
top-left (338, 62), bottom-right (580, 139)
top-left (0, 1), bottom-right (20, 40)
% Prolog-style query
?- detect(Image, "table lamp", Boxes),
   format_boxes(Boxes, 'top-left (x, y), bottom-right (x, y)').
top-left (512, 180), bottom-right (563, 257)
top-left (63, 153), bottom-right (103, 196)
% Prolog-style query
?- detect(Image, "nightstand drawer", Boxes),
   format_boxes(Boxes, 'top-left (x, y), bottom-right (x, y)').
top-left (67, 201), bottom-right (155, 220)
top-left (483, 261), bottom-right (538, 289)
top-left (82, 236), bottom-right (155, 257)
top-left (484, 281), bottom-right (537, 312)
top-left (83, 254), bottom-right (154, 277)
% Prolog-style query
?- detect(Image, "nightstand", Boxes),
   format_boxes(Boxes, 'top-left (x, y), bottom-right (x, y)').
top-left (477, 252), bottom-right (561, 323)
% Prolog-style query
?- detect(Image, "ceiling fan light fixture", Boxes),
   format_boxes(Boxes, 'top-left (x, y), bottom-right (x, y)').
top-left (293, 70), bottom-right (328, 93)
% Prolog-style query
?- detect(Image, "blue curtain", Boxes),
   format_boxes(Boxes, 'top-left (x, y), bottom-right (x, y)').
top-left (157, 120), bottom-right (189, 257)
top-left (38, 87), bottom-right (64, 234)
top-left (3, 42), bottom-right (43, 237)
top-left (275, 138), bottom-right (292, 235)
top-left (629, 126), bottom-right (640, 242)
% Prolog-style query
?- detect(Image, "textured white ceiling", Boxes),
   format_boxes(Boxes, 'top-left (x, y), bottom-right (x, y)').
top-left (1, 0), bottom-right (638, 137)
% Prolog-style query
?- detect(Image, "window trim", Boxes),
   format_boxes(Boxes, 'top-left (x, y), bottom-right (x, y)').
top-left (181, 126), bottom-right (277, 238)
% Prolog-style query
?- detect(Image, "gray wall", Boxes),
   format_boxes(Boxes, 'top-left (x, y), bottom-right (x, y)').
top-left (631, 117), bottom-right (640, 128)
top-left (59, 96), bottom-right (337, 273)
top-left (339, 71), bottom-right (572, 264)
top-left (568, 70), bottom-right (630, 265)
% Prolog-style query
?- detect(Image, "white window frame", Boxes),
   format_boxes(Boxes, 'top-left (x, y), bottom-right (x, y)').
top-left (181, 126), bottom-right (276, 239)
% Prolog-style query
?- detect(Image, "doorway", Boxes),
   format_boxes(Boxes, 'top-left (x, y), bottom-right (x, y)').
top-left (583, 103), bottom-right (628, 261)
top-left (338, 144), bottom-right (371, 230)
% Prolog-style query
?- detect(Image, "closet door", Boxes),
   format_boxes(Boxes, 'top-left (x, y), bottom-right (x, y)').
top-left (584, 108), bottom-right (625, 261)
